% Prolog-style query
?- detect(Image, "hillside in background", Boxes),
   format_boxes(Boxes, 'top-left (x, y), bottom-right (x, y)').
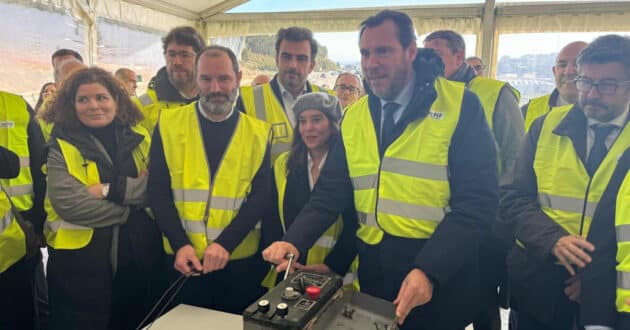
top-left (242, 35), bottom-right (341, 72)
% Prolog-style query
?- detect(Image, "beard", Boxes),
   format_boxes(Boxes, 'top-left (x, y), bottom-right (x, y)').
top-left (167, 66), bottom-right (195, 91)
top-left (199, 87), bottom-right (239, 116)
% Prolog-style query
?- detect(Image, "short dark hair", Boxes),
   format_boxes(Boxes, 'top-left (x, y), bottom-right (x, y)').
top-left (162, 26), bottom-right (206, 54)
top-left (44, 67), bottom-right (143, 128)
top-left (275, 27), bottom-right (318, 59)
top-left (424, 30), bottom-right (466, 54)
top-left (51, 49), bottom-right (83, 65)
top-left (359, 10), bottom-right (416, 48)
top-left (196, 45), bottom-right (240, 75)
top-left (577, 34), bottom-right (630, 77)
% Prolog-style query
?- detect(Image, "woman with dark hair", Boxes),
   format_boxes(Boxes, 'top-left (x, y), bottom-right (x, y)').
top-left (44, 67), bottom-right (163, 329)
top-left (34, 82), bottom-right (56, 114)
top-left (263, 92), bottom-right (358, 289)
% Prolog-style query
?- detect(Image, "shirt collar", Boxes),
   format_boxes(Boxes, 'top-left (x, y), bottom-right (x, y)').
top-left (587, 108), bottom-right (629, 128)
top-left (380, 72), bottom-right (416, 109)
top-left (278, 79), bottom-right (307, 100)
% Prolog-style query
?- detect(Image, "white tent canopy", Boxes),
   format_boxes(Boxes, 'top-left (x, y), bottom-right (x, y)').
top-left (13, 0), bottom-right (630, 76)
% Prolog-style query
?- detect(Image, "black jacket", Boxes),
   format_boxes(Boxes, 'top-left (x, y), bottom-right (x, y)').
top-left (500, 105), bottom-right (630, 325)
top-left (581, 147), bottom-right (630, 328)
top-left (283, 49), bottom-right (498, 290)
top-left (0, 146), bottom-right (19, 179)
top-left (22, 103), bottom-right (46, 236)
top-left (265, 162), bottom-right (358, 276)
top-left (148, 67), bottom-right (198, 104)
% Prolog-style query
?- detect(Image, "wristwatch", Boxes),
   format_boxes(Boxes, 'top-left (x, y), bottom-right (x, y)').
top-left (101, 183), bottom-right (110, 198)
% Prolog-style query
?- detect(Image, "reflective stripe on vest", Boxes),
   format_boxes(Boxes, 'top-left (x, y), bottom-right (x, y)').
top-left (524, 94), bottom-right (552, 132)
top-left (240, 83), bottom-right (334, 161)
top-left (616, 169), bottom-right (630, 313)
top-left (342, 77), bottom-right (463, 244)
top-left (0, 189), bottom-right (26, 272)
top-left (44, 125), bottom-right (151, 250)
top-left (535, 105), bottom-right (630, 237)
top-left (0, 91), bottom-right (33, 211)
top-left (160, 103), bottom-right (270, 259)
top-left (538, 193), bottom-right (597, 218)
top-left (133, 88), bottom-right (191, 136)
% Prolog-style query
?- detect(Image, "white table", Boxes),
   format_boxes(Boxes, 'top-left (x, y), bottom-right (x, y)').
top-left (144, 304), bottom-right (242, 330)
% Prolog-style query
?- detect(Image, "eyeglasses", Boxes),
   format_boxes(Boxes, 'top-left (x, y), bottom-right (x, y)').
top-left (335, 84), bottom-right (360, 93)
top-left (166, 50), bottom-right (196, 60)
top-left (473, 65), bottom-right (486, 71)
top-left (574, 77), bottom-right (630, 95)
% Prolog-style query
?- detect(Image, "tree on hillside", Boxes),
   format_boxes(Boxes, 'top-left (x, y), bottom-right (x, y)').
top-left (244, 35), bottom-right (341, 72)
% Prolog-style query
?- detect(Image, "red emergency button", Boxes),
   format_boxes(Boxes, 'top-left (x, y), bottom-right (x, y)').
top-left (306, 285), bottom-right (320, 300)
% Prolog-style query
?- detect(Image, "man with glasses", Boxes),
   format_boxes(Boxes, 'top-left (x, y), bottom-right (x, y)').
top-left (466, 56), bottom-right (486, 76)
top-left (334, 72), bottom-right (362, 109)
top-left (238, 27), bottom-right (334, 161)
top-left (500, 35), bottom-right (630, 330)
top-left (134, 26), bottom-right (206, 134)
top-left (522, 41), bottom-right (588, 132)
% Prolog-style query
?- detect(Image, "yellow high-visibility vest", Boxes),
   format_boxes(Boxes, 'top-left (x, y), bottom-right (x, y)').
top-left (261, 152), bottom-right (358, 290)
top-left (159, 103), bottom-right (270, 259)
top-left (240, 83), bottom-right (334, 161)
top-left (44, 126), bottom-right (150, 249)
top-left (0, 91), bottom-right (33, 211)
top-left (342, 77), bottom-right (463, 245)
top-left (524, 94), bottom-right (552, 132)
top-left (534, 106), bottom-right (630, 237)
top-left (616, 168), bottom-right (630, 314)
top-left (133, 88), bottom-right (192, 135)
top-left (0, 188), bottom-right (26, 273)
top-left (468, 76), bottom-right (520, 131)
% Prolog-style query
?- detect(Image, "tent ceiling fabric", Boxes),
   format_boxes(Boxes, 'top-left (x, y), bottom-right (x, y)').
top-left (122, 0), bottom-right (248, 20)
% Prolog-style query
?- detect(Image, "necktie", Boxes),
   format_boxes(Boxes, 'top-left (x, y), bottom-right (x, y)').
top-left (586, 124), bottom-right (616, 176)
top-left (381, 102), bottom-right (399, 151)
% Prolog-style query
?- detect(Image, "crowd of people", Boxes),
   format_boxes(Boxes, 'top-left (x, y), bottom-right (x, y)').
top-left (0, 8), bottom-right (629, 330)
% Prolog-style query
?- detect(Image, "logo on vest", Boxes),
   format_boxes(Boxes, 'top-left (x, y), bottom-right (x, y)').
top-left (428, 111), bottom-right (444, 120)
top-left (0, 121), bottom-right (14, 128)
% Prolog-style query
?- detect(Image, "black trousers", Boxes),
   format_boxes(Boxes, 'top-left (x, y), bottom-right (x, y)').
top-left (517, 307), bottom-right (582, 330)
top-left (48, 224), bottom-right (164, 330)
top-left (473, 234), bottom-right (507, 330)
top-left (0, 252), bottom-right (39, 330)
top-left (164, 253), bottom-right (267, 315)
top-left (356, 235), bottom-right (482, 330)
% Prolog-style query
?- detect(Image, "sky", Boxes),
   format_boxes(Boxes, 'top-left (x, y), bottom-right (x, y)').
top-left (229, 0), bottom-right (609, 65)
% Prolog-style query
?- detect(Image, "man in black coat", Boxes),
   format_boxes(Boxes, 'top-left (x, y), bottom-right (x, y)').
top-left (500, 35), bottom-right (630, 330)
top-left (262, 10), bottom-right (498, 330)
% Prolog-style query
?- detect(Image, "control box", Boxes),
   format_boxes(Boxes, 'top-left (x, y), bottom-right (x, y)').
top-left (243, 271), bottom-right (343, 329)
top-left (243, 271), bottom-right (398, 330)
